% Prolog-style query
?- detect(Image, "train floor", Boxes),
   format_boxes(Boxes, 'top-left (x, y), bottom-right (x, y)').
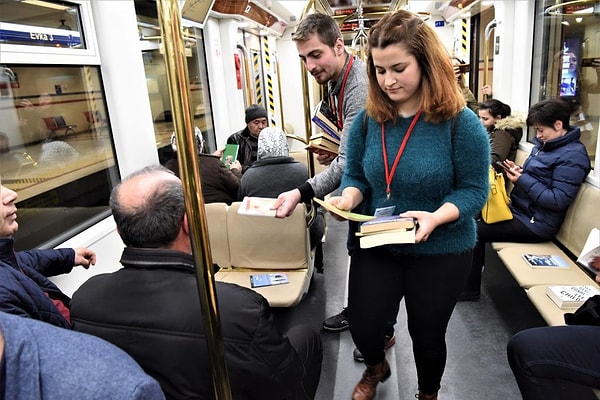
top-left (272, 215), bottom-right (548, 400)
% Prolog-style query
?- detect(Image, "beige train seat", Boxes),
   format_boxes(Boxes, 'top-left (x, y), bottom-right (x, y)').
top-left (210, 202), bottom-right (314, 308)
top-left (204, 202), bottom-right (230, 270)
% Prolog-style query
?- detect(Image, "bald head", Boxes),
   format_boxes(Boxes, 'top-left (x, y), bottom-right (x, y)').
top-left (115, 168), bottom-right (180, 211)
top-left (110, 166), bottom-right (186, 248)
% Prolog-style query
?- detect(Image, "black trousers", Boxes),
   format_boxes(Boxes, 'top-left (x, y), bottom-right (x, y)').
top-left (285, 325), bottom-right (323, 400)
top-left (348, 246), bottom-right (472, 394)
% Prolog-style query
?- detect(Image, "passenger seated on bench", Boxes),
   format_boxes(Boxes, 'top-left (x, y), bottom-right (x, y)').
top-left (165, 128), bottom-right (242, 204)
top-left (460, 98), bottom-right (591, 301)
top-left (507, 256), bottom-right (600, 400)
top-left (0, 185), bottom-right (96, 328)
top-left (477, 99), bottom-right (524, 169)
top-left (238, 127), bottom-right (325, 252)
top-left (70, 165), bottom-right (323, 400)
top-left (0, 311), bottom-right (165, 399)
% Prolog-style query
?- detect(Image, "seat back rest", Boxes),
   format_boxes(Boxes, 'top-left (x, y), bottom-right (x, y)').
top-left (43, 117), bottom-right (58, 130)
top-left (227, 202), bottom-right (311, 270)
top-left (555, 183), bottom-right (600, 257)
top-left (55, 115), bottom-right (67, 127)
top-left (204, 203), bottom-right (231, 269)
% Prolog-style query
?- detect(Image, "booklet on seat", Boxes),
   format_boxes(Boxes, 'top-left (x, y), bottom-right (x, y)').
top-left (522, 253), bottom-right (570, 269)
top-left (250, 273), bottom-right (290, 288)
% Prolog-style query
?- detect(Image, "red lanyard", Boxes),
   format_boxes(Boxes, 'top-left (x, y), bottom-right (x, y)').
top-left (382, 110), bottom-right (422, 199)
top-left (329, 55), bottom-right (354, 130)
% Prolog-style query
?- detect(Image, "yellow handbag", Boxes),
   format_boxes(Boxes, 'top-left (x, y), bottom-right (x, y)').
top-left (481, 166), bottom-right (513, 224)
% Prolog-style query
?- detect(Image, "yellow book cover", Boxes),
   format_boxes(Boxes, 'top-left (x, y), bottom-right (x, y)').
top-left (313, 198), bottom-right (375, 222)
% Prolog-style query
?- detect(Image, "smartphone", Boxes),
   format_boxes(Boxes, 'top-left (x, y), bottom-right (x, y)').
top-left (495, 160), bottom-right (506, 169)
top-left (458, 64), bottom-right (470, 73)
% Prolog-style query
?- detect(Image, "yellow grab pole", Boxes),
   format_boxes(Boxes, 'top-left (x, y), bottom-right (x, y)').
top-left (156, 1), bottom-right (232, 399)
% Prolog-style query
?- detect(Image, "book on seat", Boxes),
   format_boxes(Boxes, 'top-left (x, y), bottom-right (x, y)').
top-left (577, 228), bottom-right (600, 275)
top-left (238, 196), bottom-right (277, 217)
top-left (221, 143), bottom-right (239, 169)
top-left (546, 285), bottom-right (600, 309)
top-left (311, 100), bottom-right (341, 141)
top-left (522, 253), bottom-right (570, 269)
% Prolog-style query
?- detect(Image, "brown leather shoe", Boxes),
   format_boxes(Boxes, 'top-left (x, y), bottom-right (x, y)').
top-left (352, 358), bottom-right (391, 400)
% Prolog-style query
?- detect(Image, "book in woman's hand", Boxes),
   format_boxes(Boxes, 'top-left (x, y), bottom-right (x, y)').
top-left (359, 215), bottom-right (416, 234)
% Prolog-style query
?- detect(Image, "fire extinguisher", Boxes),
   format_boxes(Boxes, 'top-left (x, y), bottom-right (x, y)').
top-left (234, 54), bottom-right (242, 90)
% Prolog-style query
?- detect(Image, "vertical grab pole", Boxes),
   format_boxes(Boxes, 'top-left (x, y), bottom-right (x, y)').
top-left (156, 1), bottom-right (232, 399)
top-left (483, 19), bottom-right (496, 101)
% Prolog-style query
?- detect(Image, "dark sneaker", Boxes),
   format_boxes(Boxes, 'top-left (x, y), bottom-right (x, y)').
top-left (322, 308), bottom-right (349, 332)
top-left (353, 333), bottom-right (396, 362)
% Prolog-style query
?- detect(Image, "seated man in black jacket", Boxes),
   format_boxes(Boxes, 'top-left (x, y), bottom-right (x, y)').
top-left (70, 165), bottom-right (322, 400)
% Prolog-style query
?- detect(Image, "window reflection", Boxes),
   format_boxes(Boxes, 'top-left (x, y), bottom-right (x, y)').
top-left (531, 0), bottom-right (599, 166)
top-left (0, 65), bottom-right (118, 250)
top-left (137, 16), bottom-right (215, 164)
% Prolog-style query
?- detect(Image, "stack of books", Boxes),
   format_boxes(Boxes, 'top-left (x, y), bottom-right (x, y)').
top-left (308, 100), bottom-right (341, 154)
top-left (355, 215), bottom-right (417, 249)
top-left (546, 285), bottom-right (600, 309)
top-left (305, 133), bottom-right (340, 154)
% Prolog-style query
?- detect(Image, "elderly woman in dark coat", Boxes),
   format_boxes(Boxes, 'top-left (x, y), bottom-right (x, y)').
top-left (238, 127), bottom-right (324, 252)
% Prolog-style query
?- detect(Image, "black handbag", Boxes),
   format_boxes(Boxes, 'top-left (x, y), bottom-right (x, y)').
top-left (564, 295), bottom-right (600, 326)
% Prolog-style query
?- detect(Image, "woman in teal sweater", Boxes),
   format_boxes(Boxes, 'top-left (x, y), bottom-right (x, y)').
top-left (325, 11), bottom-right (490, 400)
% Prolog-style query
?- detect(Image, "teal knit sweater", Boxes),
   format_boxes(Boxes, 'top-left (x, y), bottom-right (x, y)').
top-left (342, 108), bottom-right (490, 255)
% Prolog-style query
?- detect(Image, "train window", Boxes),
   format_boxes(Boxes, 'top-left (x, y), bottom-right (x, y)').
top-left (0, 1), bottom-right (85, 49)
top-left (137, 15), bottom-right (215, 164)
top-left (0, 64), bottom-right (118, 251)
top-left (530, 0), bottom-right (599, 167)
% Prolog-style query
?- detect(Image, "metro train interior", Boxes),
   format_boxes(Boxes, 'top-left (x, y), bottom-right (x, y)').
top-left (1, 0), bottom-right (600, 399)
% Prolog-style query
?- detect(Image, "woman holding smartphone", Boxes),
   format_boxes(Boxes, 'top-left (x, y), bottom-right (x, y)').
top-left (461, 98), bottom-right (591, 301)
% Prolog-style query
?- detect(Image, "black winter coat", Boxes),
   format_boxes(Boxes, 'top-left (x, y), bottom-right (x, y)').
top-left (71, 247), bottom-right (306, 400)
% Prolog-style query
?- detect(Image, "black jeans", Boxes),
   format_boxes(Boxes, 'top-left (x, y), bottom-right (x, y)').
top-left (348, 246), bottom-right (472, 394)
top-left (508, 325), bottom-right (600, 400)
top-left (347, 220), bottom-right (398, 332)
